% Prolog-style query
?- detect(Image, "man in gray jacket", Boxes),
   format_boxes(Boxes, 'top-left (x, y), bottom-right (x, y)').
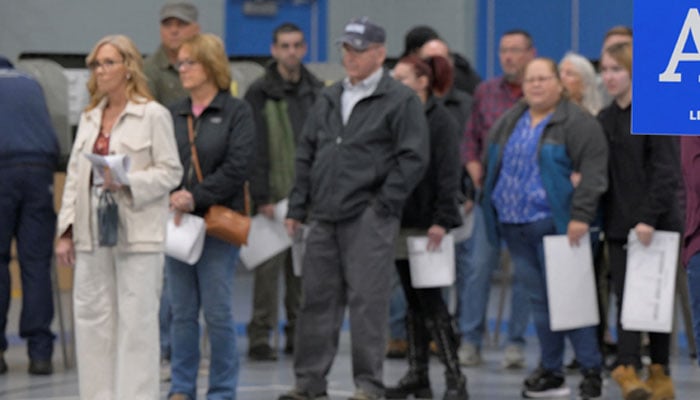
top-left (281, 17), bottom-right (430, 400)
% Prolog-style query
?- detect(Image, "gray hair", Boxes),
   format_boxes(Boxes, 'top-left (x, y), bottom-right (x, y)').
top-left (559, 52), bottom-right (602, 115)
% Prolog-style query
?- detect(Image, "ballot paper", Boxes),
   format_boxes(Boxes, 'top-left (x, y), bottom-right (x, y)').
top-left (621, 230), bottom-right (680, 333)
top-left (83, 153), bottom-right (131, 185)
top-left (543, 234), bottom-right (599, 331)
top-left (450, 206), bottom-right (475, 243)
top-left (239, 199), bottom-right (292, 270)
top-left (407, 234), bottom-right (455, 288)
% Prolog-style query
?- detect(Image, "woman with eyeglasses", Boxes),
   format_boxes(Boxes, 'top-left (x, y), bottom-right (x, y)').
top-left (481, 58), bottom-right (608, 399)
top-left (165, 33), bottom-right (254, 400)
top-left (55, 34), bottom-right (183, 399)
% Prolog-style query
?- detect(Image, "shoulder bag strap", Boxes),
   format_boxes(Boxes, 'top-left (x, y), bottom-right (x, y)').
top-left (187, 115), bottom-right (251, 215)
top-left (187, 115), bottom-right (204, 183)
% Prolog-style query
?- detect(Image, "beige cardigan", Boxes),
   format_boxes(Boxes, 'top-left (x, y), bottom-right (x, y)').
top-left (57, 97), bottom-right (183, 252)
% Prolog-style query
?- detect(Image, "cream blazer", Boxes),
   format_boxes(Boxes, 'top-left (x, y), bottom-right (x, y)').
top-left (57, 97), bottom-right (183, 252)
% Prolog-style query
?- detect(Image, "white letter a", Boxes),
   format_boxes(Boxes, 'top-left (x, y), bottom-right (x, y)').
top-left (659, 8), bottom-right (700, 82)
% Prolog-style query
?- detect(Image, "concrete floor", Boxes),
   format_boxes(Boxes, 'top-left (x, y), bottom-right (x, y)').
top-left (2, 267), bottom-right (700, 399)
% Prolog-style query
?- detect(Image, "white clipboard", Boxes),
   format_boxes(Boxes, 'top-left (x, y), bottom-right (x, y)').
top-left (543, 234), bottom-right (599, 331)
top-left (621, 230), bottom-right (679, 333)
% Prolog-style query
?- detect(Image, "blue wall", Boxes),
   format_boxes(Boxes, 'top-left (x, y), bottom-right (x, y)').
top-left (225, 0), bottom-right (328, 62)
top-left (477, 0), bottom-right (633, 78)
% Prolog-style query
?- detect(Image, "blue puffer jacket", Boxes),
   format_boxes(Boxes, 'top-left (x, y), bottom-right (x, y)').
top-left (481, 99), bottom-right (608, 245)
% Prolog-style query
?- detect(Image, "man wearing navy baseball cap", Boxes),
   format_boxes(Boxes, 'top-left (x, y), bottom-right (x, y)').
top-left (281, 17), bottom-right (430, 400)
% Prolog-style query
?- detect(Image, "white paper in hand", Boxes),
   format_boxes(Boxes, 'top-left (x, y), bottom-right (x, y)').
top-left (543, 234), bottom-right (599, 331)
top-left (239, 199), bottom-right (292, 270)
top-left (621, 230), bottom-right (679, 333)
top-left (83, 153), bottom-right (131, 185)
top-left (165, 212), bottom-right (206, 265)
top-left (407, 234), bottom-right (455, 288)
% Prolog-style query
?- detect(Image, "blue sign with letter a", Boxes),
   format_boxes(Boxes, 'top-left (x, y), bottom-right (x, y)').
top-left (634, 2), bottom-right (700, 135)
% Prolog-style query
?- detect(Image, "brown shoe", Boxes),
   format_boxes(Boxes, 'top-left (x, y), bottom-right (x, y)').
top-left (169, 394), bottom-right (189, 400)
top-left (385, 339), bottom-right (407, 359)
top-left (611, 365), bottom-right (652, 400)
top-left (646, 364), bottom-right (675, 400)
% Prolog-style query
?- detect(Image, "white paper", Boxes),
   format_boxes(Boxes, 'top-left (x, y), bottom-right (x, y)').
top-left (165, 212), bottom-right (206, 265)
top-left (621, 230), bottom-right (679, 333)
top-left (83, 153), bottom-right (131, 185)
top-left (239, 199), bottom-right (292, 270)
top-left (543, 234), bottom-right (599, 331)
top-left (407, 234), bottom-right (455, 288)
top-left (450, 206), bottom-right (475, 243)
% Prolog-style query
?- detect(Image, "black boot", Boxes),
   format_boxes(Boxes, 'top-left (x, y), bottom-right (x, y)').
top-left (426, 312), bottom-right (469, 400)
top-left (386, 313), bottom-right (433, 399)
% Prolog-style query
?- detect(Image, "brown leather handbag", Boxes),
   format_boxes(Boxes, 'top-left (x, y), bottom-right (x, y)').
top-left (187, 116), bottom-right (251, 246)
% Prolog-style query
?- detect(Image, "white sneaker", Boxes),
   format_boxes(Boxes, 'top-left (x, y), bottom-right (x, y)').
top-left (160, 359), bottom-right (171, 382)
top-left (502, 344), bottom-right (525, 369)
top-left (458, 342), bottom-right (482, 366)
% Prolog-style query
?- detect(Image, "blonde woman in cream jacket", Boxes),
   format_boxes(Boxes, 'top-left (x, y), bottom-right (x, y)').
top-left (55, 35), bottom-right (182, 400)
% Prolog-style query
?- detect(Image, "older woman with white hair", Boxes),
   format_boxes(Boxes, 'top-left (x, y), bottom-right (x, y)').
top-left (559, 52), bottom-right (602, 115)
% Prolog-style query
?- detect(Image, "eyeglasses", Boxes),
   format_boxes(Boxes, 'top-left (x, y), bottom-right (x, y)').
top-left (523, 75), bottom-right (556, 85)
top-left (87, 59), bottom-right (124, 71)
top-left (175, 59), bottom-right (199, 70)
top-left (499, 47), bottom-right (530, 55)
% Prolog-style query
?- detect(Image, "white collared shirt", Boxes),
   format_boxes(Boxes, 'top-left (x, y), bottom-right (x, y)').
top-left (340, 67), bottom-right (383, 125)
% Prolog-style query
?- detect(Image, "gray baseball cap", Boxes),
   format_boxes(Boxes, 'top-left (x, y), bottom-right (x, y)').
top-left (160, 1), bottom-right (198, 23)
top-left (336, 17), bottom-right (386, 51)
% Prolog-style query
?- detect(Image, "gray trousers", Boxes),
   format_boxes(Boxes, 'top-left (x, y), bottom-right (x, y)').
top-left (294, 206), bottom-right (399, 397)
top-left (247, 249), bottom-right (301, 348)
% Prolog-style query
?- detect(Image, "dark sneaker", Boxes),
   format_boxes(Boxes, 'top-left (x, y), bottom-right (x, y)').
top-left (248, 343), bottom-right (278, 361)
top-left (578, 369), bottom-right (602, 399)
top-left (278, 388), bottom-right (329, 400)
top-left (522, 367), bottom-right (570, 398)
top-left (0, 353), bottom-right (7, 374)
top-left (28, 359), bottom-right (53, 375)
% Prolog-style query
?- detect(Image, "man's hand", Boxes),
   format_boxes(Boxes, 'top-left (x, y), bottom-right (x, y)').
top-left (567, 220), bottom-right (589, 247)
top-left (466, 161), bottom-right (483, 189)
top-left (570, 172), bottom-right (582, 188)
top-left (285, 218), bottom-right (301, 237)
top-left (56, 237), bottom-right (75, 266)
top-left (634, 222), bottom-right (655, 247)
top-left (258, 204), bottom-right (275, 219)
top-left (427, 224), bottom-right (446, 251)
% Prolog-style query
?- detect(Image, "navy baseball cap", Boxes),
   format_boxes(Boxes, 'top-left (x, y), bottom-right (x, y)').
top-left (336, 17), bottom-right (386, 51)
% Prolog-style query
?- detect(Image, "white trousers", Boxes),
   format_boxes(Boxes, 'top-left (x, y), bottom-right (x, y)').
top-left (73, 189), bottom-right (163, 399)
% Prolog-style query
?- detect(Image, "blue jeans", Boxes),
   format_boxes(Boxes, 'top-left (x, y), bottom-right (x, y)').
top-left (686, 252), bottom-right (700, 367)
top-left (0, 165), bottom-right (55, 361)
top-left (167, 236), bottom-right (240, 400)
top-left (501, 218), bottom-right (602, 373)
top-left (388, 269), bottom-right (407, 340)
top-left (455, 204), bottom-right (529, 348)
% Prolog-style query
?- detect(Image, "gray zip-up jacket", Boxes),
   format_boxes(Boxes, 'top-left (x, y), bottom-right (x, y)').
top-left (287, 70), bottom-right (429, 222)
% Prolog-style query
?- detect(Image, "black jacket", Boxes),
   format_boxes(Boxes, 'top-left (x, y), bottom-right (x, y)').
top-left (598, 102), bottom-right (682, 239)
top-left (287, 70), bottom-right (430, 222)
top-left (401, 96), bottom-right (462, 230)
top-left (452, 53), bottom-right (481, 95)
top-left (170, 91), bottom-right (255, 215)
top-left (244, 61), bottom-right (323, 206)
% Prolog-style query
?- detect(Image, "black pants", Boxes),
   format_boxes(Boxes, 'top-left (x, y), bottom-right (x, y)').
top-left (608, 239), bottom-right (670, 367)
top-left (395, 259), bottom-right (450, 327)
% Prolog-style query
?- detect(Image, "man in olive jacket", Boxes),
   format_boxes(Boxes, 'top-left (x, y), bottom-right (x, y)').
top-left (244, 23), bottom-right (323, 362)
top-left (281, 17), bottom-right (429, 400)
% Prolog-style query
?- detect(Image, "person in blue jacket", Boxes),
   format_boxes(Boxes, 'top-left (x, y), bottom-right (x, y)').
top-left (0, 55), bottom-right (59, 375)
top-left (481, 58), bottom-right (608, 400)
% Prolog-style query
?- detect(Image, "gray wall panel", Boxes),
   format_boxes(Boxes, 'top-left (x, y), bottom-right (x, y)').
top-left (0, 0), bottom-right (225, 62)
